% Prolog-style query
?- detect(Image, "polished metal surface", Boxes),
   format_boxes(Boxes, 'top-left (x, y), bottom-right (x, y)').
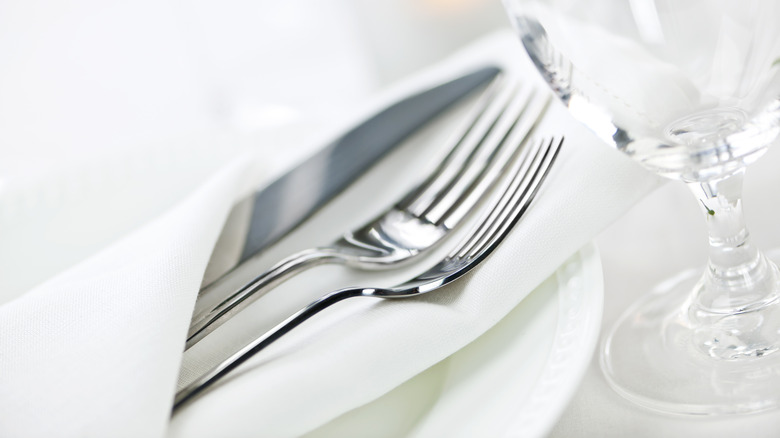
top-left (173, 136), bottom-right (564, 411)
top-left (186, 77), bottom-right (552, 349)
top-left (200, 66), bottom-right (502, 289)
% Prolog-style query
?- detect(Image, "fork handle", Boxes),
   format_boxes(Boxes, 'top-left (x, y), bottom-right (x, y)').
top-left (174, 288), bottom-right (363, 411)
top-left (186, 248), bottom-right (344, 349)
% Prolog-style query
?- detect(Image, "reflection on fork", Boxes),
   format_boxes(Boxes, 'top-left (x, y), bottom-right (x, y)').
top-left (174, 136), bottom-right (564, 410)
top-left (186, 76), bottom-right (551, 349)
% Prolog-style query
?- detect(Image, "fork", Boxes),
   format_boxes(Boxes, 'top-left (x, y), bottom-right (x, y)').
top-left (185, 76), bottom-right (551, 349)
top-left (173, 136), bottom-right (564, 410)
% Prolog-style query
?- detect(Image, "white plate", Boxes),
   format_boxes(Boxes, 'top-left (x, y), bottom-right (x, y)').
top-left (302, 243), bottom-right (603, 438)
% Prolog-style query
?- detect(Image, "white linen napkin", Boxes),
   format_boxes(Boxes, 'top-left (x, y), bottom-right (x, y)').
top-left (0, 31), bottom-right (661, 438)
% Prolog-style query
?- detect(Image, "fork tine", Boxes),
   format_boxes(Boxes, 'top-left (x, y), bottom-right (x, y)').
top-left (455, 136), bottom-right (563, 259)
top-left (435, 92), bottom-right (551, 229)
top-left (418, 85), bottom-right (550, 228)
top-left (395, 75), bottom-right (508, 211)
top-left (399, 76), bottom-right (519, 215)
top-left (412, 83), bottom-right (525, 218)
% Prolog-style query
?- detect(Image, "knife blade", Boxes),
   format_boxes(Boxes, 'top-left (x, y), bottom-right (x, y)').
top-left (199, 66), bottom-right (501, 298)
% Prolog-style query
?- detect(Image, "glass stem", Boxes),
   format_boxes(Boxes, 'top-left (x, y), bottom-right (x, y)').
top-left (687, 170), bottom-right (780, 315)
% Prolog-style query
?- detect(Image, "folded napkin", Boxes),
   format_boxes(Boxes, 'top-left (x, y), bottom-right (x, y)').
top-left (0, 31), bottom-right (661, 438)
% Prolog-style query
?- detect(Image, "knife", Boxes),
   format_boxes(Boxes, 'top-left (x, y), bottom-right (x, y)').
top-left (196, 66), bottom-right (501, 312)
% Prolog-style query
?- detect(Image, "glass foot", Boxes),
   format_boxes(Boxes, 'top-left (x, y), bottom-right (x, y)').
top-left (601, 251), bottom-right (780, 416)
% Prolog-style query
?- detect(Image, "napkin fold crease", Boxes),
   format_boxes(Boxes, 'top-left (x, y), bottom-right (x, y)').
top-left (0, 158), bottom-right (250, 438)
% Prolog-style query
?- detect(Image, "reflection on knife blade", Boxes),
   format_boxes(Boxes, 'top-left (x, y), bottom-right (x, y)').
top-left (199, 66), bottom-right (501, 295)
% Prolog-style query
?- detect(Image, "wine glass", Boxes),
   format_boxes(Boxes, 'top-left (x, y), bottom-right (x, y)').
top-left (503, 0), bottom-right (780, 415)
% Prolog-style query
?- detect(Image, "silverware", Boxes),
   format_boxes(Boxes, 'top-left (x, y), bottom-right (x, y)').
top-left (186, 77), bottom-right (551, 348)
top-left (173, 135), bottom-right (563, 410)
top-left (198, 67), bottom-right (501, 291)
